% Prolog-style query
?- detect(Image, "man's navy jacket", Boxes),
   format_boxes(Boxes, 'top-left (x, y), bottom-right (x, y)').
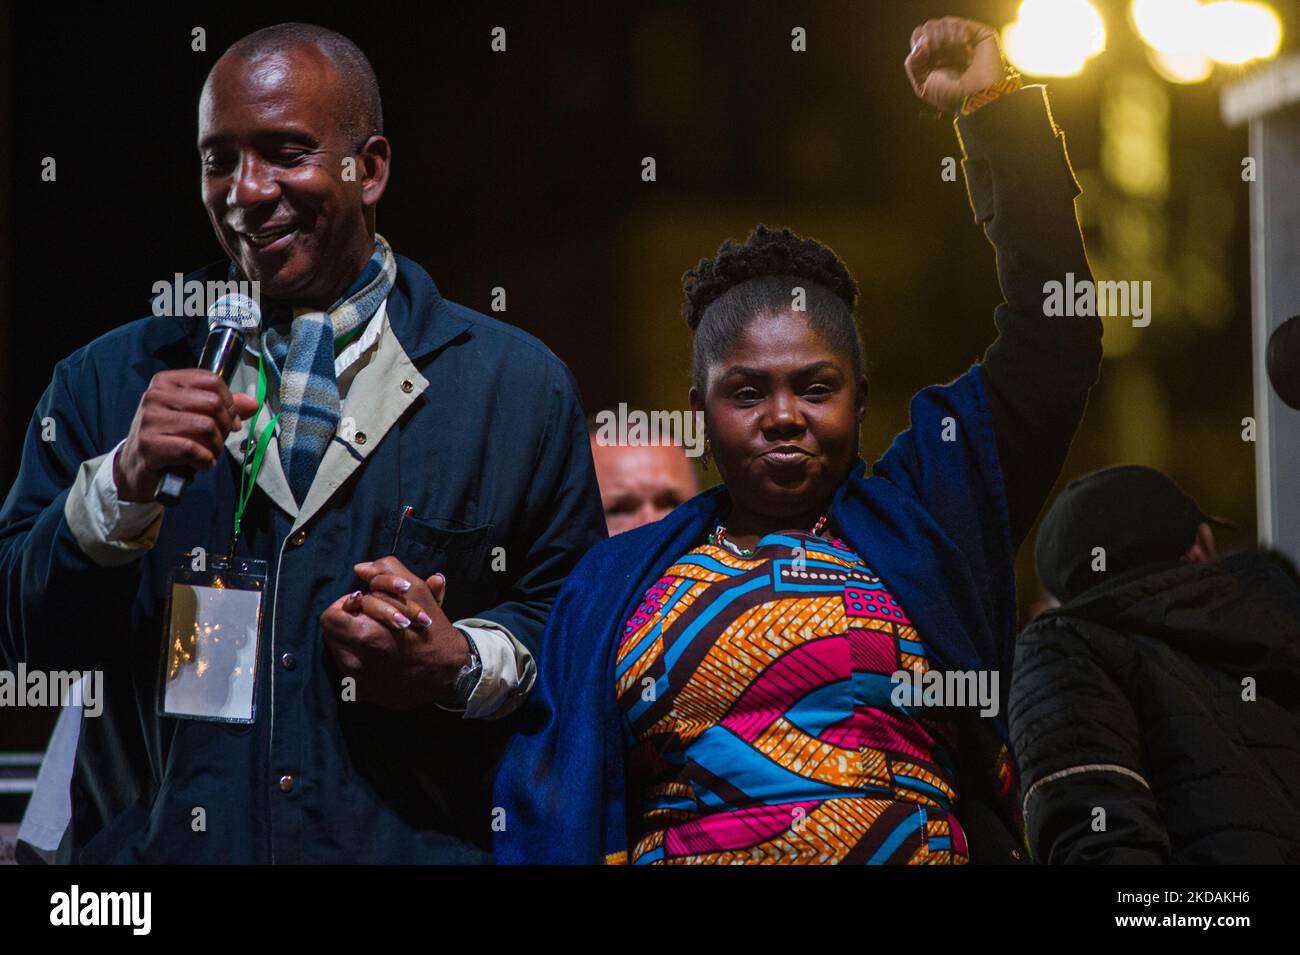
top-left (0, 254), bottom-right (607, 862)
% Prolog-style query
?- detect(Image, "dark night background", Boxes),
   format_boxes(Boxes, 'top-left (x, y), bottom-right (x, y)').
top-left (2, 0), bottom-right (1295, 754)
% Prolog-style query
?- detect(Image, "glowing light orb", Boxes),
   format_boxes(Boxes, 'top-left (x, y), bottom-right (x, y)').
top-left (1004, 0), bottom-right (1108, 77)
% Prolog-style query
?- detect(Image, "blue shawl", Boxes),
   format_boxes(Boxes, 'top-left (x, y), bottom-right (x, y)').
top-left (493, 364), bottom-right (1016, 863)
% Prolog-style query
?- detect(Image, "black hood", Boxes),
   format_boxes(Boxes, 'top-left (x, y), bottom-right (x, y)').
top-left (1030, 550), bottom-right (1300, 692)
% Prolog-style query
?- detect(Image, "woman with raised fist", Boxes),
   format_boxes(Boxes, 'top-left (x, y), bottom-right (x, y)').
top-left (495, 17), bottom-right (1103, 865)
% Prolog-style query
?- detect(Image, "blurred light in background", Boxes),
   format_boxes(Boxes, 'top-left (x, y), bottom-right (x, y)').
top-left (1147, 47), bottom-right (1215, 82)
top-left (1131, 0), bottom-right (1205, 54)
top-left (1101, 74), bottom-right (1171, 201)
top-left (1003, 0), bottom-right (1107, 76)
top-left (1003, 0), bottom-right (1282, 83)
top-left (1131, 0), bottom-right (1215, 81)
top-left (1199, 1), bottom-right (1283, 64)
top-left (1130, 0), bottom-right (1281, 79)
top-left (1094, 73), bottom-right (1172, 360)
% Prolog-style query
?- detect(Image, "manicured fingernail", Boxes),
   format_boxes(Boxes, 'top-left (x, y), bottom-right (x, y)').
top-left (393, 612), bottom-right (411, 628)
top-left (393, 578), bottom-right (411, 592)
top-left (417, 612), bottom-right (433, 628)
top-left (349, 590), bottom-right (363, 601)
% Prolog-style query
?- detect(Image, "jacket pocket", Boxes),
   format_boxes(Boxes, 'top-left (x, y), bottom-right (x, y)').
top-left (376, 510), bottom-right (496, 620)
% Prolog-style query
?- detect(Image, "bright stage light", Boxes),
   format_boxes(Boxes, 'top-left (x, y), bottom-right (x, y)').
top-left (1198, 1), bottom-right (1283, 64)
top-left (1129, 0), bottom-right (1282, 74)
top-left (1147, 47), bottom-right (1215, 83)
top-left (1130, 0), bottom-right (1204, 55)
top-left (1003, 0), bottom-right (1108, 77)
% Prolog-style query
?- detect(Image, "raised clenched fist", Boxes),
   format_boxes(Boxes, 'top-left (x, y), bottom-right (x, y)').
top-left (905, 17), bottom-right (1008, 115)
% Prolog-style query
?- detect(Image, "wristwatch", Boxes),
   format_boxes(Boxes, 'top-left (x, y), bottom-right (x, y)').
top-left (450, 627), bottom-right (483, 710)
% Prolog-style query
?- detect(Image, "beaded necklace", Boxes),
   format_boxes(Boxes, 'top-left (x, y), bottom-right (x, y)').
top-left (709, 513), bottom-right (829, 558)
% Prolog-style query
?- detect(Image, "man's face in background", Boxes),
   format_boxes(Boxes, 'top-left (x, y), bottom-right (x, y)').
top-left (590, 441), bottom-right (699, 536)
top-left (198, 44), bottom-right (381, 309)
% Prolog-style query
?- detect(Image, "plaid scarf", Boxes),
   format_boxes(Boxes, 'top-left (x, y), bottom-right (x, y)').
top-left (260, 234), bottom-right (397, 505)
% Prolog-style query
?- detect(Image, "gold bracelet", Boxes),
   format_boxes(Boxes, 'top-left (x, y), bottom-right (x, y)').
top-left (961, 73), bottom-right (1023, 115)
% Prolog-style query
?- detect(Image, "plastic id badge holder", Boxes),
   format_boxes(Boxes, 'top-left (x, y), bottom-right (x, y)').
top-left (159, 556), bottom-right (268, 724)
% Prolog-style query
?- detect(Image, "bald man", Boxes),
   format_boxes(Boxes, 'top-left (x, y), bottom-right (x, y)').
top-left (0, 23), bottom-right (604, 863)
top-left (588, 421), bottom-right (699, 535)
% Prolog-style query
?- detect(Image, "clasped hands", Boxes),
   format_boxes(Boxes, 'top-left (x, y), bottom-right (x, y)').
top-left (319, 556), bottom-right (470, 710)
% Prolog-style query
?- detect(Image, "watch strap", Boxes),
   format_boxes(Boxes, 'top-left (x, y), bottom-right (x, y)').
top-left (450, 626), bottom-right (483, 709)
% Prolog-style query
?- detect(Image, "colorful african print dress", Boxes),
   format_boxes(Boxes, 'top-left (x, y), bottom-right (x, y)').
top-left (616, 528), bottom-right (970, 864)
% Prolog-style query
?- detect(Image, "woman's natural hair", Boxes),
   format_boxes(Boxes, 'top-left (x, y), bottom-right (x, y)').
top-left (681, 225), bottom-right (864, 395)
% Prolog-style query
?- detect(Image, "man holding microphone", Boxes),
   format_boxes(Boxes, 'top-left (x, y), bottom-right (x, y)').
top-left (0, 22), bottom-right (604, 863)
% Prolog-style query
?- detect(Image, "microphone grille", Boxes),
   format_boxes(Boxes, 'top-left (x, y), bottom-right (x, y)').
top-left (208, 293), bottom-right (262, 333)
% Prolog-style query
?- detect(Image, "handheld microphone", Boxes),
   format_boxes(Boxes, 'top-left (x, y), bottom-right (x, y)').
top-left (1268, 315), bottom-right (1300, 412)
top-left (155, 293), bottom-right (262, 506)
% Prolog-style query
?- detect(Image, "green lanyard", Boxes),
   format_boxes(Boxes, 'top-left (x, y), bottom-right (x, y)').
top-left (230, 325), bottom-right (365, 547)
top-left (232, 349), bottom-right (281, 546)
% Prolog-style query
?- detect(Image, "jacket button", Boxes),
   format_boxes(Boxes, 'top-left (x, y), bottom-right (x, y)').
top-left (354, 431), bottom-right (367, 445)
top-left (280, 652), bottom-right (296, 671)
top-left (401, 379), bottom-right (414, 393)
top-left (278, 774), bottom-right (294, 793)
top-left (289, 530), bottom-right (307, 547)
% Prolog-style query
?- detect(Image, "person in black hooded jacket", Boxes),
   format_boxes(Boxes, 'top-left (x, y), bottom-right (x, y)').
top-left (1010, 465), bottom-right (1300, 864)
